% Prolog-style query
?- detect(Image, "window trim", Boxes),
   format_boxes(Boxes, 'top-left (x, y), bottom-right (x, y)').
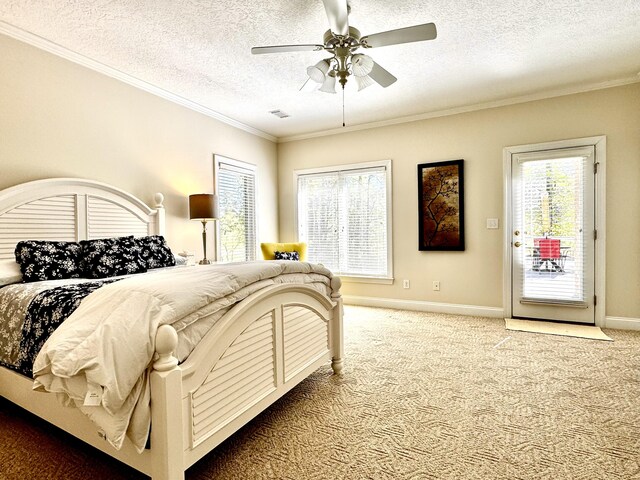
top-left (293, 159), bottom-right (393, 282)
top-left (213, 154), bottom-right (258, 262)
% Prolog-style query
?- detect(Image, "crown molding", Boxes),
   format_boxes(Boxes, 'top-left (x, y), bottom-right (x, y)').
top-left (3, 20), bottom-right (638, 145)
top-left (279, 76), bottom-right (640, 143)
top-left (0, 21), bottom-right (277, 143)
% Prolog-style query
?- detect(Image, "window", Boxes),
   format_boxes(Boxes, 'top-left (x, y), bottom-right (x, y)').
top-left (296, 160), bottom-right (392, 280)
top-left (214, 155), bottom-right (256, 262)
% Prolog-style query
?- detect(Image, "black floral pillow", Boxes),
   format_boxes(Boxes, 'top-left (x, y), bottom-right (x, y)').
top-left (14, 240), bottom-right (83, 283)
top-left (274, 250), bottom-right (300, 261)
top-left (136, 235), bottom-right (176, 269)
top-left (80, 236), bottom-right (147, 279)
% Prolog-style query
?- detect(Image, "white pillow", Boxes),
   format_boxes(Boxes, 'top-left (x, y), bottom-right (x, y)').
top-left (0, 259), bottom-right (22, 286)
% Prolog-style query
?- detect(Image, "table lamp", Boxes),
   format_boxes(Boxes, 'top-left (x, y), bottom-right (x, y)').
top-left (189, 193), bottom-right (219, 264)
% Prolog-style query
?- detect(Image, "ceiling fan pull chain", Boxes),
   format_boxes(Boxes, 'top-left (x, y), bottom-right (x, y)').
top-left (342, 87), bottom-right (345, 127)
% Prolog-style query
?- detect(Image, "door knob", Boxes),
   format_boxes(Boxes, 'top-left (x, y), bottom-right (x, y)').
top-left (514, 241), bottom-right (522, 247)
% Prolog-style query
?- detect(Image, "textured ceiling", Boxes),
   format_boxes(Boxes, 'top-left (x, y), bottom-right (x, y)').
top-left (1, 1), bottom-right (640, 140)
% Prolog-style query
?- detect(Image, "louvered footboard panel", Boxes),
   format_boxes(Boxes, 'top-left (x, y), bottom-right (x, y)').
top-left (283, 306), bottom-right (329, 381)
top-left (190, 313), bottom-right (276, 447)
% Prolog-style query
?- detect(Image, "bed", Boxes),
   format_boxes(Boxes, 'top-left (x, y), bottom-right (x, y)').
top-left (0, 177), bottom-right (344, 480)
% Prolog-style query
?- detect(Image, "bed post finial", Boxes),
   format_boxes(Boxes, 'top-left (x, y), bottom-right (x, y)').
top-left (154, 325), bottom-right (178, 371)
top-left (153, 193), bottom-right (166, 236)
top-left (154, 193), bottom-right (165, 208)
top-left (330, 276), bottom-right (342, 299)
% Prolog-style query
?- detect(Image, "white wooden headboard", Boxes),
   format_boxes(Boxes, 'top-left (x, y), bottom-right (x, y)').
top-left (0, 178), bottom-right (165, 260)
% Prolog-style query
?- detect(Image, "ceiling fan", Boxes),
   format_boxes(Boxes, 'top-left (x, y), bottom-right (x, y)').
top-left (251, 0), bottom-right (437, 94)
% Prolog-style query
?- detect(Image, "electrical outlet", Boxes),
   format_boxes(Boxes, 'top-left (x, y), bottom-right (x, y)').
top-left (433, 280), bottom-right (440, 291)
top-left (403, 279), bottom-right (410, 289)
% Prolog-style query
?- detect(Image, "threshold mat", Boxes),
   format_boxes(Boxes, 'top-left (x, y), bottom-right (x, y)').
top-left (505, 318), bottom-right (612, 341)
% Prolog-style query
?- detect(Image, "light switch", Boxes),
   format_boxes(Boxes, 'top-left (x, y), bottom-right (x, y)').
top-left (487, 218), bottom-right (499, 229)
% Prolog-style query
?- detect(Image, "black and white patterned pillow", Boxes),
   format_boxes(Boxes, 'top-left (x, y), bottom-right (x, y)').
top-left (14, 240), bottom-right (83, 283)
top-left (136, 235), bottom-right (176, 269)
top-left (274, 250), bottom-right (300, 261)
top-left (80, 236), bottom-right (147, 279)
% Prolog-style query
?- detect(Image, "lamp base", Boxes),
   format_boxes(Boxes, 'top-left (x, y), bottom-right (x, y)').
top-left (198, 259), bottom-right (211, 265)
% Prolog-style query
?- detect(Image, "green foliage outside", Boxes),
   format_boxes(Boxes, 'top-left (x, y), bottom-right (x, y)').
top-left (219, 174), bottom-right (254, 262)
top-left (522, 158), bottom-right (582, 250)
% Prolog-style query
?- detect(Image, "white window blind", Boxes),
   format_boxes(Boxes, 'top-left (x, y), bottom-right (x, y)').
top-left (517, 154), bottom-right (589, 304)
top-left (217, 160), bottom-right (256, 262)
top-left (297, 164), bottom-right (390, 278)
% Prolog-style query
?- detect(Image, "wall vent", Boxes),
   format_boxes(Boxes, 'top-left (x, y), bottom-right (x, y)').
top-left (269, 109), bottom-right (290, 118)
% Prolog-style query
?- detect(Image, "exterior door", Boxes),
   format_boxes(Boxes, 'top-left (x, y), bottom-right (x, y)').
top-left (511, 146), bottom-right (596, 324)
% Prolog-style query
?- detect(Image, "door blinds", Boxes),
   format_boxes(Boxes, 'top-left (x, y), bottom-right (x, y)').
top-left (516, 152), bottom-right (592, 305)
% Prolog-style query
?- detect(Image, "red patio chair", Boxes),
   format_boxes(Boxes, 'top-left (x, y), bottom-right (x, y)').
top-left (538, 238), bottom-right (562, 272)
top-left (539, 238), bottom-right (560, 260)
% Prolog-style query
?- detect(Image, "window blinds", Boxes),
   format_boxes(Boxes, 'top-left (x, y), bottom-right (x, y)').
top-left (517, 155), bottom-right (589, 304)
top-left (297, 166), bottom-right (388, 277)
top-left (217, 162), bottom-right (256, 262)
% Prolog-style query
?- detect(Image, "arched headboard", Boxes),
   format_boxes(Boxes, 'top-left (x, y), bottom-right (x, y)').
top-left (0, 178), bottom-right (165, 260)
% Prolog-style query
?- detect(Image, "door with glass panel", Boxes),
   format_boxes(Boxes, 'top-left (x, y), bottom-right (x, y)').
top-left (511, 146), bottom-right (596, 324)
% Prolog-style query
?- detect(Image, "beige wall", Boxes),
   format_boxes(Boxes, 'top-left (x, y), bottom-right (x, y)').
top-left (278, 83), bottom-right (640, 318)
top-left (2, 33), bottom-right (638, 318)
top-left (0, 34), bottom-right (278, 258)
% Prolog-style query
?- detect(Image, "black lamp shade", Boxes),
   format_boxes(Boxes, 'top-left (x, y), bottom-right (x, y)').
top-left (189, 194), bottom-right (219, 220)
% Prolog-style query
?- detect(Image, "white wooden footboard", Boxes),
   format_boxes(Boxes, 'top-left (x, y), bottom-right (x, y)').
top-left (149, 280), bottom-right (343, 480)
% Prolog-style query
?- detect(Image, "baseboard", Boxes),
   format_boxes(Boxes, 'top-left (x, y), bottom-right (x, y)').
top-left (342, 295), bottom-right (504, 318)
top-left (604, 316), bottom-right (640, 331)
top-left (342, 297), bottom-right (639, 329)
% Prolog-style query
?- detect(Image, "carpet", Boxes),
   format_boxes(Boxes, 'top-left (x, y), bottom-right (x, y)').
top-left (1, 306), bottom-right (639, 479)
top-left (505, 318), bottom-right (613, 341)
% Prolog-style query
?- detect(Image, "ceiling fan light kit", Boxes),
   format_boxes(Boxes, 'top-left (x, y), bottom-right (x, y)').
top-left (354, 74), bottom-right (374, 91)
top-left (351, 53), bottom-right (374, 77)
top-left (251, 0), bottom-right (437, 124)
top-left (319, 72), bottom-right (338, 93)
top-left (307, 59), bottom-right (332, 83)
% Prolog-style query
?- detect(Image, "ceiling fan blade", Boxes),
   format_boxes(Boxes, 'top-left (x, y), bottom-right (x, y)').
top-left (368, 61), bottom-right (397, 88)
top-left (251, 44), bottom-right (324, 55)
top-left (362, 22), bottom-right (437, 48)
top-left (322, 0), bottom-right (349, 36)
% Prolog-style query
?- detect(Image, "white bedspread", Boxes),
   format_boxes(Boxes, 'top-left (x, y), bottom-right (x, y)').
top-left (32, 261), bottom-right (333, 452)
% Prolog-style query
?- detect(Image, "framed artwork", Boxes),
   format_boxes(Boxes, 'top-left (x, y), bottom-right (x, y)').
top-left (417, 159), bottom-right (465, 251)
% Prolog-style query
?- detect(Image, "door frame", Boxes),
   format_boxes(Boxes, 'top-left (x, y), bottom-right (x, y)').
top-left (502, 136), bottom-right (606, 326)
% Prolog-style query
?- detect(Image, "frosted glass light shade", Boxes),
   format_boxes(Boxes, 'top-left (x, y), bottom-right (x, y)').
top-left (306, 59), bottom-right (331, 83)
top-left (351, 54), bottom-right (374, 77)
top-left (319, 72), bottom-right (337, 93)
top-left (355, 74), bottom-right (374, 91)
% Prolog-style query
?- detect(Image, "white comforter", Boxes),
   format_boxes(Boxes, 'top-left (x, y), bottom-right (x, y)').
top-left (32, 261), bottom-right (334, 452)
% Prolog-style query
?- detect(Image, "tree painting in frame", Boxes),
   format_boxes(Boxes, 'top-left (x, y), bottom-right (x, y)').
top-left (418, 159), bottom-right (465, 251)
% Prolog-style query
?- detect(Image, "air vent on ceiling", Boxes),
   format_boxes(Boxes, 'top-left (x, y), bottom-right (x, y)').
top-left (269, 109), bottom-right (290, 118)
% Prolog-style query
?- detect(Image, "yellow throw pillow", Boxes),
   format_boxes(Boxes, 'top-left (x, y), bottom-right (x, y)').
top-left (260, 242), bottom-right (307, 261)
